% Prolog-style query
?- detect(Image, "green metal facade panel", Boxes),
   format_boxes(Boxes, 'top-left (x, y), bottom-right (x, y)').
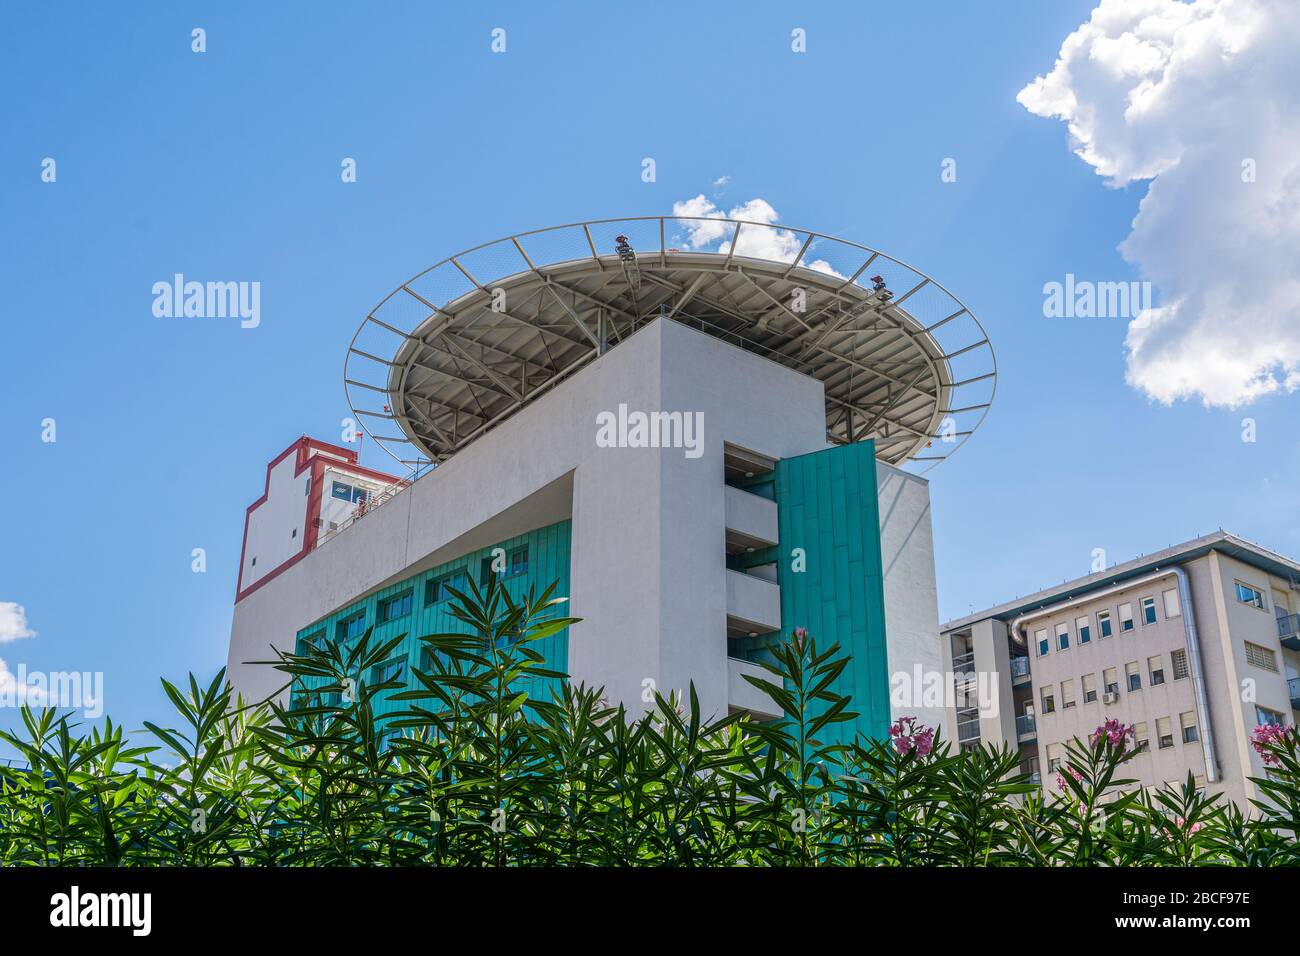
top-left (772, 441), bottom-right (890, 743)
top-left (294, 520), bottom-right (572, 721)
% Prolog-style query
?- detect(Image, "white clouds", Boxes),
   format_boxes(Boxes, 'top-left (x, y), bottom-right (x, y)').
top-left (0, 602), bottom-right (35, 643)
top-left (669, 194), bottom-right (842, 277)
top-left (1018, 0), bottom-right (1300, 407)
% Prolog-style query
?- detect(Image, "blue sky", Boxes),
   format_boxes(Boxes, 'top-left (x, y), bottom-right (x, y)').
top-left (3, 1), bottom-right (1298, 742)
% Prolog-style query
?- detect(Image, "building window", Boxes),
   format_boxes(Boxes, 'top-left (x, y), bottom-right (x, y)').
top-left (305, 476), bottom-right (311, 496)
top-left (332, 480), bottom-right (353, 501)
top-left (1103, 667), bottom-right (1119, 699)
top-left (1235, 582), bottom-right (1265, 610)
top-left (1098, 610), bottom-right (1113, 638)
top-left (1041, 687), bottom-right (1055, 714)
top-left (1046, 743), bottom-right (1062, 773)
top-left (336, 610), bottom-right (366, 642)
top-left (1156, 717), bottom-right (1173, 750)
top-left (1148, 655), bottom-right (1165, 686)
top-left (378, 589), bottom-right (413, 623)
top-left (296, 628), bottom-right (326, 656)
top-left (481, 545), bottom-right (530, 583)
top-left (1257, 705), bottom-right (1286, 727)
top-left (1119, 603), bottom-right (1134, 632)
top-left (1076, 615), bottom-right (1091, 645)
top-left (1171, 648), bottom-right (1189, 681)
top-left (425, 569), bottom-right (469, 607)
top-left (1082, 673), bottom-right (1097, 704)
top-left (251, 556), bottom-right (257, 567)
top-left (1141, 597), bottom-right (1157, 625)
top-left (1060, 679), bottom-right (1075, 709)
top-left (1056, 622), bottom-right (1070, 651)
top-left (1180, 712), bottom-right (1198, 744)
top-left (1162, 587), bottom-right (1181, 618)
top-left (1126, 661), bottom-right (1141, 692)
top-left (1133, 722), bottom-right (1149, 753)
top-left (1244, 641), bottom-right (1278, 673)
top-left (369, 657), bottom-right (405, 687)
top-left (352, 486), bottom-right (369, 504)
top-left (1035, 628), bottom-right (1049, 657)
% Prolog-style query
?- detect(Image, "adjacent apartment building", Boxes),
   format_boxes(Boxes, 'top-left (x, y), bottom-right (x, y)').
top-left (941, 532), bottom-right (1300, 806)
top-left (225, 216), bottom-right (997, 741)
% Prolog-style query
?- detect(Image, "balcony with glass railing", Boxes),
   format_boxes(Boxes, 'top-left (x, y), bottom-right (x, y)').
top-left (1289, 676), bottom-right (1300, 709)
top-left (1016, 713), bottom-right (1036, 742)
top-left (1010, 655), bottom-right (1031, 685)
top-left (1278, 613), bottom-right (1300, 651)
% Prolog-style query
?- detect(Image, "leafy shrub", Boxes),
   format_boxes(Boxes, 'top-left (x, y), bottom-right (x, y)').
top-left (1, 577), bottom-right (1297, 866)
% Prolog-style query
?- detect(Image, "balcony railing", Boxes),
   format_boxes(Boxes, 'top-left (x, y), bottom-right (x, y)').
top-left (1279, 614), bottom-right (1300, 650)
top-left (1016, 714), bottom-right (1037, 741)
top-left (1010, 656), bottom-right (1031, 682)
top-left (952, 650), bottom-right (975, 673)
top-left (1289, 677), bottom-right (1300, 707)
top-left (956, 717), bottom-right (981, 744)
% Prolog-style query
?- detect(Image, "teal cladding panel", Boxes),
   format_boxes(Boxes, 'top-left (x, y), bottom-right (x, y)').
top-left (771, 441), bottom-right (889, 743)
top-left (293, 520), bottom-right (572, 723)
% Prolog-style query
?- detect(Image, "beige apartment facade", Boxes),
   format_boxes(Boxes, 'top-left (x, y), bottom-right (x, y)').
top-left (941, 532), bottom-right (1300, 807)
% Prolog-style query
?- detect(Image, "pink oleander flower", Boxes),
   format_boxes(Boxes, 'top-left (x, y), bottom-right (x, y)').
top-left (1055, 766), bottom-right (1085, 792)
top-left (1090, 718), bottom-right (1137, 753)
top-left (793, 626), bottom-right (808, 640)
top-left (1250, 722), bottom-right (1295, 767)
top-left (889, 716), bottom-right (935, 758)
top-left (1174, 816), bottom-right (1204, 834)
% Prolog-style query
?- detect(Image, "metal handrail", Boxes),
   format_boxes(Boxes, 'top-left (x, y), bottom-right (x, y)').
top-left (344, 215), bottom-right (997, 476)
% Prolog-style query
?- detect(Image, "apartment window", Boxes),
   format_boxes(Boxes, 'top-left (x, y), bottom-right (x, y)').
top-left (352, 486), bottom-right (369, 504)
top-left (1046, 743), bottom-right (1063, 773)
top-left (369, 657), bottom-right (405, 687)
top-left (1082, 673), bottom-right (1097, 704)
top-left (1098, 610), bottom-right (1113, 638)
top-left (1126, 661), bottom-right (1141, 692)
top-left (1056, 622), bottom-right (1070, 651)
top-left (425, 570), bottom-right (469, 607)
top-left (1061, 679), bottom-right (1076, 709)
top-left (305, 476), bottom-right (311, 496)
top-left (1119, 603), bottom-right (1134, 632)
top-left (296, 628), bottom-right (326, 656)
top-left (1148, 655), bottom-right (1165, 686)
top-left (1181, 712), bottom-right (1198, 744)
top-left (1103, 667), bottom-right (1119, 699)
top-left (1041, 686), bottom-right (1055, 714)
top-left (1257, 706), bottom-right (1286, 727)
top-left (1141, 597), bottom-right (1157, 625)
top-left (1036, 628), bottom-right (1049, 657)
top-left (377, 588), bottom-right (413, 623)
top-left (1156, 716), bottom-right (1174, 750)
top-left (1244, 641), bottom-right (1278, 673)
top-left (336, 610), bottom-right (366, 641)
top-left (1162, 587), bottom-right (1181, 618)
top-left (1133, 722), bottom-right (1150, 753)
top-left (481, 545), bottom-right (530, 583)
top-left (1171, 648), bottom-right (1189, 681)
top-left (331, 480), bottom-right (353, 501)
top-left (1076, 615), bottom-right (1091, 645)
top-left (1235, 582), bottom-right (1265, 610)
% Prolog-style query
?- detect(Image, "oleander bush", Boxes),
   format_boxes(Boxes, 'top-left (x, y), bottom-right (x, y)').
top-left (2, 576), bottom-right (1298, 866)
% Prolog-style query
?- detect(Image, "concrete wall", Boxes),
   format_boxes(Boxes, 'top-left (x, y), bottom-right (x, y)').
top-left (876, 462), bottom-right (946, 732)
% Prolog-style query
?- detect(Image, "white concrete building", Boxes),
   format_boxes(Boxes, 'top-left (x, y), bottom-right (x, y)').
top-left (226, 216), bottom-right (996, 739)
top-left (942, 532), bottom-right (1300, 807)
